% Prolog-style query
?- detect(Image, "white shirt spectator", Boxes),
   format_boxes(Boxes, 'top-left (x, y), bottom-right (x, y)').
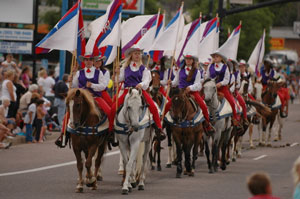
top-left (1, 79), bottom-right (16, 101)
top-left (24, 103), bottom-right (36, 124)
top-left (42, 76), bottom-right (55, 97)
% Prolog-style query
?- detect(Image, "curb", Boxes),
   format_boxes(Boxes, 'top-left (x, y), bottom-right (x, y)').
top-left (6, 131), bottom-right (60, 146)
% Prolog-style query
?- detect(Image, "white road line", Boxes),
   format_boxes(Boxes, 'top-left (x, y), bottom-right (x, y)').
top-left (0, 150), bottom-right (120, 177)
top-left (291, 142), bottom-right (299, 147)
top-left (253, 155), bottom-right (267, 161)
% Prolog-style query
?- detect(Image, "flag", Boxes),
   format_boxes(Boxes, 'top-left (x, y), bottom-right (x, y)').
top-left (92, 0), bottom-right (122, 56)
top-left (198, 17), bottom-right (219, 63)
top-left (217, 24), bottom-right (241, 61)
top-left (121, 14), bottom-right (158, 58)
top-left (248, 30), bottom-right (265, 76)
top-left (149, 4), bottom-right (184, 62)
top-left (77, 5), bottom-right (86, 68)
top-left (176, 17), bottom-right (201, 66)
top-left (35, 0), bottom-right (81, 54)
top-left (99, 45), bottom-right (117, 65)
top-left (155, 13), bottom-right (165, 39)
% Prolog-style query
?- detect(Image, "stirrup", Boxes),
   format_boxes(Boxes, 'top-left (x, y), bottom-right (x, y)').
top-left (280, 111), bottom-right (288, 118)
top-left (55, 137), bottom-right (66, 148)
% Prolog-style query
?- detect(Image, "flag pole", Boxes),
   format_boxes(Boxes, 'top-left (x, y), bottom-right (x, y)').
top-left (161, 1), bottom-right (184, 122)
top-left (115, 46), bottom-right (120, 112)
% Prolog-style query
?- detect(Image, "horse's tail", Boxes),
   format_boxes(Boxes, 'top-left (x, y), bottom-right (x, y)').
top-left (135, 142), bottom-right (145, 181)
top-left (246, 100), bottom-right (272, 117)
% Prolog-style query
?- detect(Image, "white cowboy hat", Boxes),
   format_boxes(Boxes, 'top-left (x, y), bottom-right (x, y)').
top-left (183, 53), bottom-right (198, 62)
top-left (264, 57), bottom-right (274, 65)
top-left (210, 51), bottom-right (227, 62)
top-left (94, 54), bottom-right (107, 62)
top-left (124, 44), bottom-right (143, 57)
top-left (201, 58), bottom-right (211, 66)
top-left (79, 53), bottom-right (95, 62)
top-left (239, 59), bottom-right (247, 65)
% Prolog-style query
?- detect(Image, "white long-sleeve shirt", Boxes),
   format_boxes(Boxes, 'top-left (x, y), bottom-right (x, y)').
top-left (229, 74), bottom-right (236, 93)
top-left (205, 62), bottom-right (230, 86)
top-left (160, 66), bottom-right (179, 86)
top-left (241, 71), bottom-right (253, 93)
top-left (172, 66), bottom-right (203, 91)
top-left (118, 62), bottom-right (151, 90)
top-left (72, 66), bottom-right (107, 91)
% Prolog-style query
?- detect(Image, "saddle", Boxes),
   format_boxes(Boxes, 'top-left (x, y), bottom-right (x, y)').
top-left (217, 92), bottom-right (224, 101)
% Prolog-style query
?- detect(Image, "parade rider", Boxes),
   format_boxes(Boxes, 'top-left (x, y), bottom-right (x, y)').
top-left (259, 58), bottom-right (289, 117)
top-left (164, 53), bottom-right (214, 132)
top-left (55, 53), bottom-right (112, 148)
top-left (206, 51), bottom-right (239, 127)
top-left (239, 59), bottom-right (256, 101)
top-left (110, 45), bottom-right (164, 135)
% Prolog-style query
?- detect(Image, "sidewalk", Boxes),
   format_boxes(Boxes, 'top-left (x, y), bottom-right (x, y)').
top-left (6, 130), bottom-right (60, 146)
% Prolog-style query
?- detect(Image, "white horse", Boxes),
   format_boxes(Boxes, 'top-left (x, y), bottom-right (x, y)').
top-left (202, 79), bottom-right (232, 173)
top-left (115, 88), bottom-right (153, 194)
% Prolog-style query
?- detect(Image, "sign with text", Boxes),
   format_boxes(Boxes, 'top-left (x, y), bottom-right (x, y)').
top-left (0, 28), bottom-right (34, 41)
top-left (82, 0), bottom-right (144, 14)
top-left (0, 0), bottom-right (34, 24)
top-left (293, 21), bottom-right (300, 34)
top-left (0, 41), bottom-right (32, 54)
top-left (270, 38), bottom-right (285, 50)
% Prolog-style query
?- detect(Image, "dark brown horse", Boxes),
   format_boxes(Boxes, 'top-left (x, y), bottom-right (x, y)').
top-left (169, 88), bottom-right (203, 177)
top-left (66, 88), bottom-right (108, 193)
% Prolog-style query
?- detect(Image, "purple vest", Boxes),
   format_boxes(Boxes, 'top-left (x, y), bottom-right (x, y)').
top-left (100, 68), bottom-right (107, 75)
top-left (78, 69), bottom-right (102, 97)
top-left (260, 67), bottom-right (275, 85)
top-left (234, 71), bottom-right (239, 79)
top-left (178, 68), bottom-right (197, 89)
top-left (209, 63), bottom-right (227, 83)
top-left (167, 68), bottom-right (176, 81)
top-left (124, 65), bottom-right (145, 88)
top-left (159, 71), bottom-right (164, 80)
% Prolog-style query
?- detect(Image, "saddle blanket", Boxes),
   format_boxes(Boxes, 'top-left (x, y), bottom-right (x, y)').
top-left (164, 109), bottom-right (205, 128)
top-left (272, 95), bottom-right (282, 109)
top-left (209, 98), bottom-right (243, 121)
top-left (67, 117), bottom-right (109, 135)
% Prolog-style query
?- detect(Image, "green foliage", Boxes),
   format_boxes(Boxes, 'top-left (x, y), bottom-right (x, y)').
top-left (40, 10), bottom-right (61, 30)
top-left (144, 0), bottom-right (159, 14)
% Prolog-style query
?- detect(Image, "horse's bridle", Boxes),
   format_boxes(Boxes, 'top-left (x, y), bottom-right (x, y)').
top-left (170, 95), bottom-right (188, 123)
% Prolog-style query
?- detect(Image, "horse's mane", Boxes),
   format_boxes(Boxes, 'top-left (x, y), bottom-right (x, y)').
top-left (203, 78), bottom-right (214, 86)
top-left (66, 88), bottom-right (100, 117)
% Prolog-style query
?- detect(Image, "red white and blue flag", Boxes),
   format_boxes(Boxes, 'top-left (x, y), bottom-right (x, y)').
top-left (248, 30), bottom-right (265, 76)
top-left (36, 0), bottom-right (82, 54)
top-left (77, 6), bottom-right (86, 68)
top-left (155, 13), bottom-right (165, 39)
top-left (92, 0), bottom-right (122, 56)
top-left (217, 24), bottom-right (241, 61)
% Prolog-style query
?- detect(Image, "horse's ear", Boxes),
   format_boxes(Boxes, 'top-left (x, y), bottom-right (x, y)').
top-left (138, 88), bottom-right (142, 96)
top-left (75, 89), bottom-right (81, 97)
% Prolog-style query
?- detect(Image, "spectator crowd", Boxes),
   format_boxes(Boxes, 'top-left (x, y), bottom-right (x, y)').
top-left (0, 54), bottom-right (69, 149)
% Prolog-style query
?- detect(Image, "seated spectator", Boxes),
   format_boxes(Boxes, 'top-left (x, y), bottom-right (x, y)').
top-left (292, 156), bottom-right (300, 199)
top-left (19, 84), bottom-right (39, 116)
top-left (0, 54), bottom-right (20, 76)
top-left (0, 98), bottom-right (16, 132)
top-left (0, 125), bottom-right (12, 149)
top-left (247, 172), bottom-right (280, 199)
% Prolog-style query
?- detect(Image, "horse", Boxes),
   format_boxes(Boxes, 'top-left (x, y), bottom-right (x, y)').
top-left (66, 88), bottom-right (108, 193)
top-left (168, 88), bottom-right (203, 178)
top-left (202, 79), bottom-right (232, 173)
top-left (150, 70), bottom-right (175, 170)
top-left (114, 88), bottom-right (153, 194)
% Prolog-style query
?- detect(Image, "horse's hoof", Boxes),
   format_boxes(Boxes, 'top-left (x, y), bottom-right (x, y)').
top-left (157, 166), bottom-right (162, 171)
top-left (76, 187), bottom-right (83, 193)
top-left (97, 175), bottom-right (103, 181)
top-left (91, 184), bottom-right (97, 190)
top-left (232, 158), bottom-right (236, 162)
top-left (266, 143), bottom-right (272, 147)
top-left (274, 138), bottom-right (278, 142)
top-left (122, 189), bottom-right (129, 195)
top-left (151, 166), bottom-right (155, 170)
top-left (237, 154), bottom-right (241, 158)
top-left (172, 161), bottom-right (177, 165)
top-left (226, 161), bottom-right (230, 165)
top-left (214, 167), bottom-right (218, 172)
top-left (183, 170), bottom-right (188, 175)
top-left (176, 173), bottom-right (181, 178)
top-left (188, 172), bottom-right (194, 177)
top-left (250, 145), bottom-right (256, 149)
top-left (138, 185), bottom-right (144, 190)
top-left (199, 151), bottom-right (204, 157)
top-left (118, 170), bottom-right (124, 175)
top-left (128, 187), bottom-right (132, 193)
top-left (131, 182), bottom-right (137, 188)
top-left (209, 169), bottom-right (213, 174)
top-left (220, 165), bottom-right (226, 171)
top-left (166, 164), bottom-right (172, 168)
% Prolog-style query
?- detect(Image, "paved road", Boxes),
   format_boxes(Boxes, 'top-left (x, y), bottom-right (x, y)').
top-left (1, 101), bottom-right (300, 199)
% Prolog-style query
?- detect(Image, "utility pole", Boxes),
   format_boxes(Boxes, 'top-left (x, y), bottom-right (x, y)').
top-left (32, 0), bottom-right (39, 83)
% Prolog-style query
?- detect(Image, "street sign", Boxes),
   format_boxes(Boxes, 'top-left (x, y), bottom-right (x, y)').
top-left (0, 28), bottom-right (33, 41)
top-left (230, 0), bottom-right (253, 4)
top-left (270, 38), bottom-right (285, 50)
top-left (0, 0), bottom-right (34, 24)
top-left (82, 0), bottom-right (145, 14)
top-left (0, 41), bottom-right (32, 54)
top-left (293, 21), bottom-right (300, 34)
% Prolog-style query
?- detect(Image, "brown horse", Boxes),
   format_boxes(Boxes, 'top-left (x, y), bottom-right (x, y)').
top-left (66, 88), bottom-right (108, 193)
top-left (169, 88), bottom-right (203, 177)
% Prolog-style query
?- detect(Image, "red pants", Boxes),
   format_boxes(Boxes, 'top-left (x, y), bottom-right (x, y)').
top-left (164, 91), bottom-right (210, 122)
top-left (218, 86), bottom-right (238, 120)
top-left (109, 89), bottom-right (162, 131)
top-left (277, 87), bottom-right (289, 109)
top-left (236, 91), bottom-right (247, 119)
top-left (248, 93), bottom-right (256, 101)
top-left (101, 90), bottom-right (112, 106)
top-left (95, 97), bottom-right (111, 118)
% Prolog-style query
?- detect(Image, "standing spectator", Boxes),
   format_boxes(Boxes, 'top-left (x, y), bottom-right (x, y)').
top-left (21, 66), bottom-right (31, 89)
top-left (35, 99), bottom-right (45, 143)
top-left (1, 70), bottom-right (17, 118)
top-left (0, 54), bottom-right (19, 75)
top-left (18, 84), bottom-right (39, 116)
top-left (13, 72), bottom-right (26, 115)
top-left (54, 74), bottom-right (69, 128)
top-left (292, 156), bottom-right (300, 199)
top-left (247, 172), bottom-right (280, 199)
top-left (24, 97), bottom-right (39, 143)
top-left (44, 70), bottom-right (55, 104)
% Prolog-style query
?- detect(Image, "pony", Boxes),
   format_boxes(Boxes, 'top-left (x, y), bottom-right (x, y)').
top-left (202, 79), bottom-right (232, 173)
top-left (114, 88), bottom-right (153, 194)
top-left (169, 88), bottom-right (203, 177)
top-left (66, 88), bottom-right (108, 193)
